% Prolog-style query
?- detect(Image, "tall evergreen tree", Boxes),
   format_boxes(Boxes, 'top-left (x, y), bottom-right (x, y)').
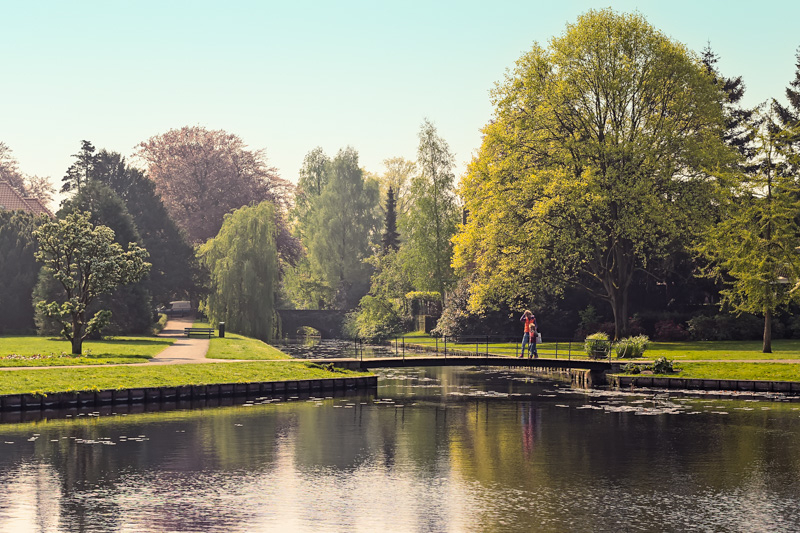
top-left (92, 150), bottom-right (198, 305)
top-left (0, 211), bottom-right (42, 333)
top-left (702, 45), bottom-right (757, 161)
top-left (381, 186), bottom-right (400, 253)
top-left (61, 140), bottom-right (98, 194)
top-left (773, 47), bottom-right (800, 129)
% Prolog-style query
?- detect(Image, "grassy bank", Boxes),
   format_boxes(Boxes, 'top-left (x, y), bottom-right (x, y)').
top-left (0, 336), bottom-right (172, 367)
top-left (194, 323), bottom-right (290, 360)
top-left (0, 361), bottom-right (371, 396)
top-left (401, 332), bottom-right (800, 360)
top-left (648, 362), bottom-right (800, 382)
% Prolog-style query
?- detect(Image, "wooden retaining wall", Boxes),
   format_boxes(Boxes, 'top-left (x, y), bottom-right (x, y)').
top-left (609, 374), bottom-right (800, 393)
top-left (0, 376), bottom-right (377, 412)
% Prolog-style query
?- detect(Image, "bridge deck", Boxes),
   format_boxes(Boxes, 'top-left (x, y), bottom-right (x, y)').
top-left (316, 356), bottom-right (620, 372)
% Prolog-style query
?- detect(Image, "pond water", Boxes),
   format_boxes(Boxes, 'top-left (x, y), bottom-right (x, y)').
top-left (273, 338), bottom-right (397, 359)
top-left (1, 366), bottom-right (799, 532)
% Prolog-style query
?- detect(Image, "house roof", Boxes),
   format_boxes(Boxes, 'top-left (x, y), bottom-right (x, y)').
top-left (0, 180), bottom-right (54, 217)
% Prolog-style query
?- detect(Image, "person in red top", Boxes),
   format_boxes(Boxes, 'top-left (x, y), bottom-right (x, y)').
top-left (519, 310), bottom-right (538, 359)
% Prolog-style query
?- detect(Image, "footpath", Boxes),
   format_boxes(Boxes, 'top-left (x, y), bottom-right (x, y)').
top-left (0, 316), bottom-right (226, 371)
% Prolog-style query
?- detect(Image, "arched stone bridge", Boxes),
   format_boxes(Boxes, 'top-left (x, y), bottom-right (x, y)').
top-left (276, 309), bottom-right (347, 339)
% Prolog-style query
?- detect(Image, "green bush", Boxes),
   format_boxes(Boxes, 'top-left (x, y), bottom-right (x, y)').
top-left (622, 361), bottom-right (642, 374)
top-left (687, 313), bottom-right (764, 341)
top-left (584, 332), bottom-right (611, 359)
top-left (651, 356), bottom-right (677, 374)
top-left (613, 335), bottom-right (650, 358)
top-left (345, 295), bottom-right (405, 342)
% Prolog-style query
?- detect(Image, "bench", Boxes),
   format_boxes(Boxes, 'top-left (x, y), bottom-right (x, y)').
top-left (184, 327), bottom-right (215, 338)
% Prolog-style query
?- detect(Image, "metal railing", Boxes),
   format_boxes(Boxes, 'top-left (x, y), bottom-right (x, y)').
top-left (348, 334), bottom-right (613, 362)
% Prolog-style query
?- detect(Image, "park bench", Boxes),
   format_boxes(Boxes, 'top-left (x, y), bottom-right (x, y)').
top-left (184, 327), bottom-right (215, 338)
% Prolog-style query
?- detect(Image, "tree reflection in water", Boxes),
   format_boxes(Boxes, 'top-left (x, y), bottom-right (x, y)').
top-left (0, 367), bottom-right (799, 531)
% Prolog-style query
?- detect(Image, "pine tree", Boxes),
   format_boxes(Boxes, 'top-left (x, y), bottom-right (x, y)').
top-left (381, 186), bottom-right (400, 253)
top-left (61, 140), bottom-right (98, 194)
top-left (702, 45), bottom-right (756, 160)
top-left (773, 47), bottom-right (800, 128)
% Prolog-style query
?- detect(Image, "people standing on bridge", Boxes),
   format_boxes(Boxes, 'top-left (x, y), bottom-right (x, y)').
top-left (519, 310), bottom-right (538, 359)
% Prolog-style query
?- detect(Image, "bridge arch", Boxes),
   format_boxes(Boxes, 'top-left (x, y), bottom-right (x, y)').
top-left (276, 309), bottom-right (347, 339)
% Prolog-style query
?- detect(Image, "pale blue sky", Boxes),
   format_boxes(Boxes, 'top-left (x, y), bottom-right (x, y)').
top-left (2, 1), bottom-right (799, 206)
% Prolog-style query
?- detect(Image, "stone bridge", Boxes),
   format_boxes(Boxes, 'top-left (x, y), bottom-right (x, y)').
top-left (276, 309), bottom-right (347, 339)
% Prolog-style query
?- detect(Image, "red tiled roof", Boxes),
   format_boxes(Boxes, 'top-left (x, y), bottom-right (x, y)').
top-left (23, 197), bottom-right (54, 218)
top-left (0, 180), bottom-right (54, 217)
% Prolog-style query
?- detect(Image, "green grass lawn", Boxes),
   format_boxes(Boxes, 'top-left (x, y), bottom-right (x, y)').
top-left (647, 340), bottom-right (800, 360)
top-left (0, 336), bottom-right (173, 367)
top-left (193, 322), bottom-right (291, 360)
top-left (0, 361), bottom-right (372, 395)
top-left (653, 362), bottom-right (800, 382)
top-left (401, 332), bottom-right (800, 361)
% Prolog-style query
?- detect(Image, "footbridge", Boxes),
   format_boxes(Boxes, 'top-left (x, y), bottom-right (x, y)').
top-left (323, 355), bottom-right (624, 387)
top-left (276, 309), bottom-right (347, 339)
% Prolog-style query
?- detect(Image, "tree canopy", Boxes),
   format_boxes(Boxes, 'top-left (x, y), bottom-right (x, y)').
top-left (199, 201), bottom-right (281, 341)
top-left (453, 9), bottom-right (734, 338)
top-left (135, 126), bottom-right (293, 244)
top-left (34, 211), bottom-right (150, 354)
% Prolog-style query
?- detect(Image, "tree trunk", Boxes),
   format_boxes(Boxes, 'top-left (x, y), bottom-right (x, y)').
top-left (71, 315), bottom-right (83, 355)
top-left (762, 308), bottom-right (772, 353)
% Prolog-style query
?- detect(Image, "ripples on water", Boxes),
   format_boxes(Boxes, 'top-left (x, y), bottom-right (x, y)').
top-left (0, 366), bottom-right (799, 532)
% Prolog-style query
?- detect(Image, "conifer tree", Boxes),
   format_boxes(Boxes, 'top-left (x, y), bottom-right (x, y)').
top-left (381, 186), bottom-right (400, 253)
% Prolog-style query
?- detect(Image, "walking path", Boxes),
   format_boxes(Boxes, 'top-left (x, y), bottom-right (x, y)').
top-left (0, 316), bottom-right (230, 371)
top-left (148, 315), bottom-right (220, 365)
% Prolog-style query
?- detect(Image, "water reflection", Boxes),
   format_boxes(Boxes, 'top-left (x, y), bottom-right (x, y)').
top-left (0, 367), bottom-right (799, 532)
top-left (274, 338), bottom-right (400, 359)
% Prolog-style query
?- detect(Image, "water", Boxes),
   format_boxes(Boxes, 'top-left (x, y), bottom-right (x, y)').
top-left (274, 338), bottom-right (399, 359)
top-left (1, 366), bottom-right (799, 532)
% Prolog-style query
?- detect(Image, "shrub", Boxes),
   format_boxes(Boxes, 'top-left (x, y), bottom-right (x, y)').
top-left (687, 314), bottom-right (763, 341)
top-left (613, 335), bottom-right (650, 358)
top-left (345, 295), bottom-right (405, 342)
top-left (584, 332), bottom-right (611, 359)
top-left (654, 319), bottom-right (689, 341)
top-left (622, 361), bottom-right (642, 374)
top-left (650, 356), bottom-right (677, 374)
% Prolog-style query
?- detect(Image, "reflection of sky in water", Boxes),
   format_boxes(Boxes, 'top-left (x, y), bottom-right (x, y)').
top-left (0, 367), bottom-right (798, 532)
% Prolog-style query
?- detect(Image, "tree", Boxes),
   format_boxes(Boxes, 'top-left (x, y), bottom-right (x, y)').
top-left (91, 149), bottom-right (199, 305)
top-left (61, 140), bottom-right (99, 194)
top-left (135, 126), bottom-right (293, 243)
top-left (304, 147), bottom-right (380, 309)
top-left (402, 119), bottom-right (459, 298)
top-left (378, 157), bottom-right (415, 216)
top-left (57, 180), bottom-right (153, 334)
top-left (773, 47), bottom-right (800, 129)
top-left (0, 211), bottom-right (42, 333)
top-left (453, 9), bottom-right (733, 338)
top-left (33, 211), bottom-right (150, 354)
top-left (198, 201), bottom-right (280, 341)
top-left (381, 186), bottom-right (400, 253)
top-left (699, 111), bottom-right (800, 352)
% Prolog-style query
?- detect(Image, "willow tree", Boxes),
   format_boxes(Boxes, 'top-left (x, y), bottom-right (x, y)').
top-left (453, 9), bottom-right (734, 338)
top-left (199, 201), bottom-right (280, 341)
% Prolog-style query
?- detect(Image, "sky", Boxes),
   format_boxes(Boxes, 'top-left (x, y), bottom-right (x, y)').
top-left (2, 0), bottom-right (800, 209)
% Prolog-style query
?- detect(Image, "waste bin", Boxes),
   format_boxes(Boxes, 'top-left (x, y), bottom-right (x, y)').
top-left (218, 322), bottom-right (225, 338)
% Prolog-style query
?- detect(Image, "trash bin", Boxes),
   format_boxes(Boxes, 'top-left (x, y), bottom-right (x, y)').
top-left (218, 322), bottom-right (225, 338)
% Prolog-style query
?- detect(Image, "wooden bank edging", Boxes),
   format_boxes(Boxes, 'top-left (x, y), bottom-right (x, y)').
top-left (0, 375), bottom-right (378, 412)
top-left (609, 374), bottom-right (800, 394)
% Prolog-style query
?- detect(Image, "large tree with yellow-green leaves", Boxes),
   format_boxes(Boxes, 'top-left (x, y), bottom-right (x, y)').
top-left (453, 9), bottom-right (736, 338)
